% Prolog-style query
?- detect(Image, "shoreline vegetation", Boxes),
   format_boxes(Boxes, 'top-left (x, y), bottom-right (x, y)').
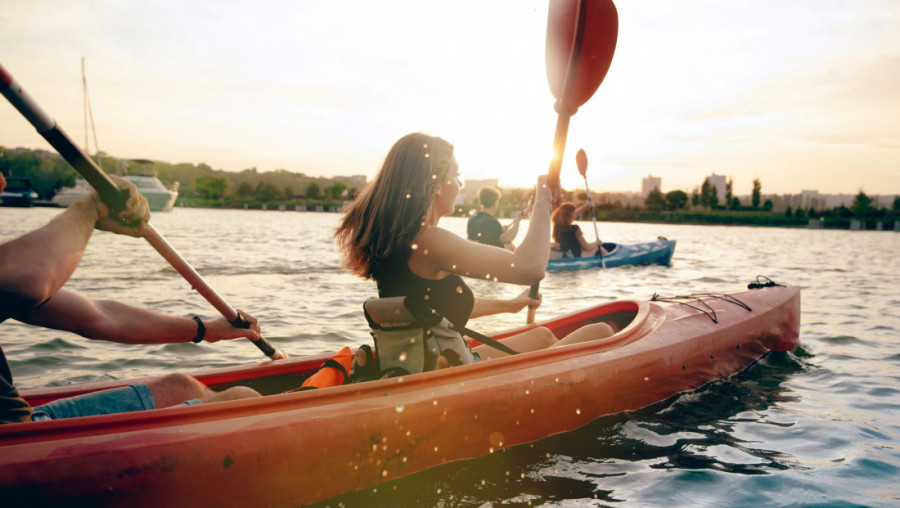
top-left (3, 146), bottom-right (897, 231)
top-left (463, 205), bottom-right (898, 231)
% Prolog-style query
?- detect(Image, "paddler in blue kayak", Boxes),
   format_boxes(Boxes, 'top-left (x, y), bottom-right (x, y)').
top-left (335, 133), bottom-right (614, 363)
top-left (0, 173), bottom-right (261, 425)
top-left (551, 201), bottom-right (609, 259)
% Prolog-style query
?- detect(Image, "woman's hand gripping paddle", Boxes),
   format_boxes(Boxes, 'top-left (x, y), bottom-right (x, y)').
top-left (528, 0), bottom-right (619, 324)
top-left (576, 148), bottom-right (605, 268)
top-left (0, 62), bottom-right (286, 360)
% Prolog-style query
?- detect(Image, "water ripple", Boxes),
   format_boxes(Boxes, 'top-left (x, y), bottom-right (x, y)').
top-left (3, 208), bottom-right (899, 507)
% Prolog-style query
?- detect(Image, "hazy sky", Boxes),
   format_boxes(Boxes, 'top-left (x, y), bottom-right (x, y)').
top-left (1, 0), bottom-right (898, 196)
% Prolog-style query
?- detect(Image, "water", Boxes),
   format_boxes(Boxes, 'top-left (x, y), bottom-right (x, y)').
top-left (2, 207), bottom-right (898, 507)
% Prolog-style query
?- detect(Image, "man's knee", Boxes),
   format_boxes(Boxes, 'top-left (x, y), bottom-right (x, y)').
top-left (145, 372), bottom-right (209, 407)
top-left (156, 372), bottom-right (205, 391)
top-left (202, 386), bottom-right (262, 403)
top-left (535, 326), bottom-right (556, 347)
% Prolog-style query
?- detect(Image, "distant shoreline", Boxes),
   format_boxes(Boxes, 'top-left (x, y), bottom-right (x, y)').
top-left (16, 200), bottom-right (896, 231)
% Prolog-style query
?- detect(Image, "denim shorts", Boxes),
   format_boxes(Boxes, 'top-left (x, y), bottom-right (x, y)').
top-left (31, 384), bottom-right (204, 422)
top-left (31, 384), bottom-right (157, 421)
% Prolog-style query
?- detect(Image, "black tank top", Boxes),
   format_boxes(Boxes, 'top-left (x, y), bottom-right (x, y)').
top-left (375, 255), bottom-right (475, 329)
top-left (558, 224), bottom-right (582, 258)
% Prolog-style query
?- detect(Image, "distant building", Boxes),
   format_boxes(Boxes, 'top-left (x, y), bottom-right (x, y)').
top-left (800, 189), bottom-right (827, 211)
top-left (706, 172), bottom-right (727, 200)
top-left (797, 190), bottom-right (893, 210)
top-left (641, 175), bottom-right (661, 197)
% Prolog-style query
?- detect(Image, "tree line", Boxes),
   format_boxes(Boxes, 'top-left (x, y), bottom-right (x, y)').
top-left (638, 176), bottom-right (899, 228)
top-left (4, 145), bottom-right (897, 227)
top-left (643, 176), bottom-right (898, 217)
top-left (0, 146), bottom-right (359, 206)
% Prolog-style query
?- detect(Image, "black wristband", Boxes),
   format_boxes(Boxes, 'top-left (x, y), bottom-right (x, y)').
top-left (192, 316), bottom-right (206, 343)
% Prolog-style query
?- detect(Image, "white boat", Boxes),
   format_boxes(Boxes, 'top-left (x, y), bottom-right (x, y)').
top-left (50, 59), bottom-right (179, 213)
top-left (52, 175), bottom-right (178, 212)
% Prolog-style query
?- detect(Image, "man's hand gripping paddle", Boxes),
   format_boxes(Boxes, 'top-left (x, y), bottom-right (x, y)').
top-left (0, 62), bottom-right (286, 360)
top-left (576, 148), bottom-right (605, 268)
top-left (528, 0), bottom-right (618, 324)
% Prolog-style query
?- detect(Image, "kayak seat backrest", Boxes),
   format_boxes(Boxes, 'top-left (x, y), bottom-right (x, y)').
top-left (363, 297), bottom-right (478, 376)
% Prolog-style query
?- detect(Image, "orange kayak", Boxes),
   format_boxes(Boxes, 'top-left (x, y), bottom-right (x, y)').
top-left (0, 284), bottom-right (800, 506)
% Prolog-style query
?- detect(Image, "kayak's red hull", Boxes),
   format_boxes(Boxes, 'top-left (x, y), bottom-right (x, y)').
top-left (0, 285), bottom-right (800, 506)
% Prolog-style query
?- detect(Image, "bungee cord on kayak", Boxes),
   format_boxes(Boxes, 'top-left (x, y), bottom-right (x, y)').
top-left (650, 290), bottom-right (758, 324)
top-left (748, 275), bottom-right (786, 289)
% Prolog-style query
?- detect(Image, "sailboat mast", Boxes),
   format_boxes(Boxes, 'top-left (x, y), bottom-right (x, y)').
top-left (81, 57), bottom-right (101, 167)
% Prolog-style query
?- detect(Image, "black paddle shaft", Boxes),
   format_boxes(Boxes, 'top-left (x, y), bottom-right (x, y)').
top-left (1, 62), bottom-right (282, 360)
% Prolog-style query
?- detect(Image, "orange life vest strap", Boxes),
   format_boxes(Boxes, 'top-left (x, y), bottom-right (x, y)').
top-left (289, 346), bottom-right (353, 391)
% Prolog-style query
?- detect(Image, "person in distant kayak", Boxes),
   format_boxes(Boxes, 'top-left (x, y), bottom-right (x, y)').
top-left (335, 133), bottom-right (613, 362)
top-left (466, 186), bottom-right (522, 251)
top-left (0, 173), bottom-right (261, 425)
top-left (551, 201), bottom-right (609, 258)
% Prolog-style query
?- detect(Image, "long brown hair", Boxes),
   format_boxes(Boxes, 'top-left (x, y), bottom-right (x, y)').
top-left (335, 133), bottom-right (454, 279)
top-left (551, 202), bottom-right (577, 243)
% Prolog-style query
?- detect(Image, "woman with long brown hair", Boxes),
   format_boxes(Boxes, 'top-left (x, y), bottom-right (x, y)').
top-left (551, 202), bottom-right (608, 258)
top-left (335, 133), bottom-right (612, 362)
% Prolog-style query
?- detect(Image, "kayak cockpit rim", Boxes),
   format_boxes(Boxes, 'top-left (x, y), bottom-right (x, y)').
top-left (9, 300), bottom-right (652, 434)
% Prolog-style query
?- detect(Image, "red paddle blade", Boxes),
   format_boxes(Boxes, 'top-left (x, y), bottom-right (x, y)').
top-left (576, 148), bottom-right (588, 177)
top-left (546, 0), bottom-right (619, 115)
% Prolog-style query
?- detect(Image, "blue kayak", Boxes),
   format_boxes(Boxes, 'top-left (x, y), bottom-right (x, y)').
top-left (547, 238), bottom-right (676, 271)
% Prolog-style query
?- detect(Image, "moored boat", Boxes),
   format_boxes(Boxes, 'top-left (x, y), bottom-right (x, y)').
top-left (548, 238), bottom-right (676, 271)
top-left (51, 175), bottom-right (178, 212)
top-left (0, 282), bottom-right (799, 506)
top-left (0, 177), bottom-right (38, 207)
